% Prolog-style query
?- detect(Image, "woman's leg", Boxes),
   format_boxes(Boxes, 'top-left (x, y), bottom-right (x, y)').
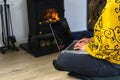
top-left (53, 52), bottom-right (120, 77)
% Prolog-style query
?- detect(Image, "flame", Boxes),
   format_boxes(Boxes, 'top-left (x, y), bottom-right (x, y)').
top-left (40, 8), bottom-right (60, 24)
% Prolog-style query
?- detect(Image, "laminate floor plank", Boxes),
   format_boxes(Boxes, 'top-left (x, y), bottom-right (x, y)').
top-left (0, 48), bottom-right (80, 80)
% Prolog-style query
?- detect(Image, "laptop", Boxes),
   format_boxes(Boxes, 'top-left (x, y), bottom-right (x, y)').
top-left (49, 18), bottom-right (87, 54)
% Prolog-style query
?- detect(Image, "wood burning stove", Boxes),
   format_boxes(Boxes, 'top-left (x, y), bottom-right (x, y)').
top-left (20, 0), bottom-right (65, 57)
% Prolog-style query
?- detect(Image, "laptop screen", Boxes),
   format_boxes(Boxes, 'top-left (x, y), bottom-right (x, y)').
top-left (50, 18), bottom-right (74, 51)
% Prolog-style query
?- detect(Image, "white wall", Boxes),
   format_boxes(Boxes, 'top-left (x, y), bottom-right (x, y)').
top-left (0, 0), bottom-right (87, 45)
top-left (65, 0), bottom-right (87, 32)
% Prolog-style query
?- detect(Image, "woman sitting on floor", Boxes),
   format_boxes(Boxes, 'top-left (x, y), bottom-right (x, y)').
top-left (53, 0), bottom-right (120, 77)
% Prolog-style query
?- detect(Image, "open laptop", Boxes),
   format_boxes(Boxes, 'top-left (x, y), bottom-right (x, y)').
top-left (49, 18), bottom-right (87, 54)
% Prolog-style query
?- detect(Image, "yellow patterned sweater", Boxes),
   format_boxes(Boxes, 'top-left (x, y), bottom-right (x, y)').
top-left (86, 0), bottom-right (120, 64)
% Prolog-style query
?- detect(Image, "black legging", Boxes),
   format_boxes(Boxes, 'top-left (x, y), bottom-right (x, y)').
top-left (54, 52), bottom-right (120, 77)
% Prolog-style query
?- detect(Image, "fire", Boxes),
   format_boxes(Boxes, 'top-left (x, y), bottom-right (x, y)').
top-left (40, 8), bottom-right (60, 24)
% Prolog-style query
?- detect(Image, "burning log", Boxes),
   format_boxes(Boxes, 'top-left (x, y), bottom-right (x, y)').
top-left (39, 8), bottom-right (60, 24)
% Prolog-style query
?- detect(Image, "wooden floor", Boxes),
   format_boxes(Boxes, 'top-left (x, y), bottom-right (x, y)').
top-left (0, 48), bottom-right (80, 80)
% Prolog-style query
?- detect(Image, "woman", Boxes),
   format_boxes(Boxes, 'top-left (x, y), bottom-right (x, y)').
top-left (53, 0), bottom-right (120, 77)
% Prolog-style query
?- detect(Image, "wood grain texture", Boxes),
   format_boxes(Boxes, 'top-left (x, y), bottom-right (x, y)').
top-left (0, 48), bottom-right (80, 80)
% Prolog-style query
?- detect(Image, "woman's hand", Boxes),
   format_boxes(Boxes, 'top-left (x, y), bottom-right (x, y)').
top-left (74, 41), bottom-right (86, 51)
top-left (77, 38), bottom-right (93, 43)
top-left (73, 38), bottom-right (93, 51)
